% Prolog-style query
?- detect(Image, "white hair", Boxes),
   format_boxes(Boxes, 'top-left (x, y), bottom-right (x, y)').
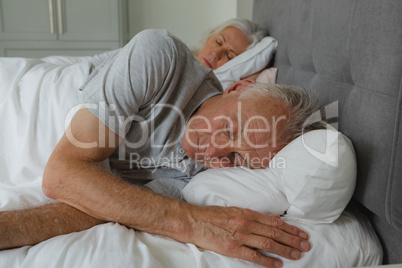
top-left (240, 83), bottom-right (326, 144)
top-left (194, 19), bottom-right (267, 55)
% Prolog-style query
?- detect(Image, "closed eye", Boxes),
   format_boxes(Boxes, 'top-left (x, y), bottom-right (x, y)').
top-left (225, 123), bottom-right (235, 139)
top-left (230, 152), bottom-right (245, 166)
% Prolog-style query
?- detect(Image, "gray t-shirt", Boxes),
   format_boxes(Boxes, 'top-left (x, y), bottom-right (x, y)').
top-left (80, 29), bottom-right (222, 187)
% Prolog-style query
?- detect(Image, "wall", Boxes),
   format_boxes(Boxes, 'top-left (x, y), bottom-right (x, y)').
top-left (127, 0), bottom-right (253, 50)
top-left (236, 0), bottom-right (253, 20)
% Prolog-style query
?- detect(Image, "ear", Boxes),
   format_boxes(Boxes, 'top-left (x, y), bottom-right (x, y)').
top-left (223, 79), bottom-right (255, 95)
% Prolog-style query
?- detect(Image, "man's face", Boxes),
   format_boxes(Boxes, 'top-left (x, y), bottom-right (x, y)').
top-left (182, 80), bottom-right (289, 169)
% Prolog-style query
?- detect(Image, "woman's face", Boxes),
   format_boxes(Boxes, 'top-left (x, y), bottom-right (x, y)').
top-left (197, 26), bottom-right (250, 70)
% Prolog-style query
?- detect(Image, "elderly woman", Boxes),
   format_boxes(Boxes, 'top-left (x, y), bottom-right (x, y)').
top-left (193, 18), bottom-right (267, 70)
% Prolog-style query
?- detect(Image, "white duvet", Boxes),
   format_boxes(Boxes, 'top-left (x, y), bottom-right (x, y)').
top-left (0, 56), bottom-right (382, 267)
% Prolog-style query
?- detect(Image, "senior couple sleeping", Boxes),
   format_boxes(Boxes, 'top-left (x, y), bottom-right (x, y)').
top-left (0, 19), bottom-right (330, 268)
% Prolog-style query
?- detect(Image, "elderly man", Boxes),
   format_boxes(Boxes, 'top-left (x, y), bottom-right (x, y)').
top-left (0, 30), bottom-right (317, 268)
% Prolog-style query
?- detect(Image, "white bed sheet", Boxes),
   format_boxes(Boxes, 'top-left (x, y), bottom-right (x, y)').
top-left (0, 57), bottom-right (91, 186)
top-left (0, 183), bottom-right (382, 268)
top-left (0, 56), bottom-right (382, 267)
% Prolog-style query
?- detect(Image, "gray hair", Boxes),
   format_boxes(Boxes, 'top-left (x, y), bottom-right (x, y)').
top-left (240, 83), bottom-right (326, 144)
top-left (194, 19), bottom-right (267, 55)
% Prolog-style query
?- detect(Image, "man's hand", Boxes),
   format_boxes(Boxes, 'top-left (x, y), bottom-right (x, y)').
top-left (187, 206), bottom-right (310, 268)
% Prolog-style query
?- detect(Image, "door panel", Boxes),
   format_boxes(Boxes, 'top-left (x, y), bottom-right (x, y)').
top-left (0, 0), bottom-right (57, 40)
top-left (59, 0), bottom-right (119, 41)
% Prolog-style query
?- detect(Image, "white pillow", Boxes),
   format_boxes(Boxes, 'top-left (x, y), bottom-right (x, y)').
top-left (183, 128), bottom-right (357, 224)
top-left (278, 129), bottom-right (356, 223)
top-left (213, 36), bottom-right (278, 89)
top-left (182, 167), bottom-right (289, 215)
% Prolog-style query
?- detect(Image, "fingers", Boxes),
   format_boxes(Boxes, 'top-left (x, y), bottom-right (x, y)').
top-left (269, 215), bottom-right (309, 241)
top-left (246, 210), bottom-right (309, 240)
top-left (226, 210), bottom-right (310, 262)
top-left (238, 246), bottom-right (283, 268)
top-left (242, 232), bottom-right (304, 261)
top-left (248, 219), bottom-right (310, 253)
top-left (242, 210), bottom-right (311, 250)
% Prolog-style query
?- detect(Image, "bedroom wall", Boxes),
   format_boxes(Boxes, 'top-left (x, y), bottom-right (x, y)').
top-left (127, 0), bottom-right (253, 50)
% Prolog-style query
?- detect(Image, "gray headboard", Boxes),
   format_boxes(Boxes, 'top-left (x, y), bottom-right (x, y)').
top-left (252, 0), bottom-right (402, 264)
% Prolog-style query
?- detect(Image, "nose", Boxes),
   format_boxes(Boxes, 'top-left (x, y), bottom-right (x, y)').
top-left (210, 47), bottom-right (224, 61)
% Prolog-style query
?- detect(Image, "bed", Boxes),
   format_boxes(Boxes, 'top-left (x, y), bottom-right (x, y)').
top-left (0, 0), bottom-right (400, 266)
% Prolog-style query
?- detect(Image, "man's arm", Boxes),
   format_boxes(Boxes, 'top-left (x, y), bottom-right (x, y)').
top-left (4, 107), bottom-right (309, 268)
top-left (0, 202), bottom-right (104, 250)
